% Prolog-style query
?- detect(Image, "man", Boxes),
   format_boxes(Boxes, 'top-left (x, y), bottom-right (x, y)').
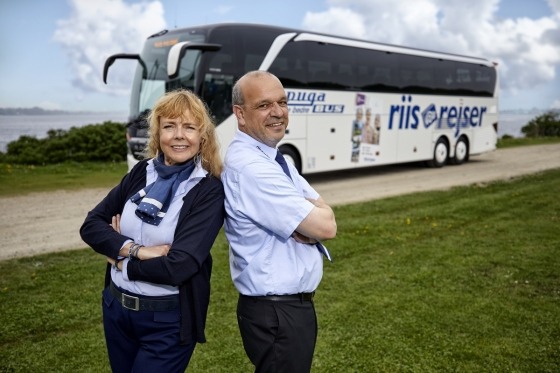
top-left (221, 70), bottom-right (337, 372)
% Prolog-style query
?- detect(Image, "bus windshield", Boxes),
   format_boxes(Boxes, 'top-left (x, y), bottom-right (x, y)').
top-left (130, 34), bottom-right (206, 117)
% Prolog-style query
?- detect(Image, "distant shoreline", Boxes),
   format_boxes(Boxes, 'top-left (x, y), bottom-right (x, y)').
top-left (0, 107), bottom-right (126, 116)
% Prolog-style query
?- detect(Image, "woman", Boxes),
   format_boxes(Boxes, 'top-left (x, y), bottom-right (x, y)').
top-left (80, 89), bottom-right (225, 372)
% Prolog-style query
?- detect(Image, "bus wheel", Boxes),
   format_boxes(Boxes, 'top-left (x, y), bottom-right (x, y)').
top-left (279, 145), bottom-right (302, 175)
top-left (427, 137), bottom-right (448, 168)
top-left (452, 136), bottom-right (469, 165)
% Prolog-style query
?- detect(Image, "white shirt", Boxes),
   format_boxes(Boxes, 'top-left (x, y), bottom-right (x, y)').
top-left (222, 131), bottom-right (323, 296)
top-left (111, 158), bottom-right (208, 296)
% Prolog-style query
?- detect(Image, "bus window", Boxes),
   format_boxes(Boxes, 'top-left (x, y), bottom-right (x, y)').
top-left (269, 42), bottom-right (309, 87)
top-left (202, 73), bottom-right (234, 124)
top-left (357, 49), bottom-right (399, 92)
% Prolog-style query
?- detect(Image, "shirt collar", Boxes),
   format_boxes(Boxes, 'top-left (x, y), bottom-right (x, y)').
top-left (234, 130), bottom-right (278, 160)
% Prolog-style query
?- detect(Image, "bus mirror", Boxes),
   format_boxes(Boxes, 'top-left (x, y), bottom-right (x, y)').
top-left (168, 42), bottom-right (221, 79)
top-left (103, 53), bottom-right (145, 84)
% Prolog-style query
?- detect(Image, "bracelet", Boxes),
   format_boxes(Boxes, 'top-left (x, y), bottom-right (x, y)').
top-left (113, 258), bottom-right (124, 272)
top-left (127, 243), bottom-right (143, 260)
top-left (132, 245), bottom-right (143, 259)
top-left (128, 243), bottom-right (139, 260)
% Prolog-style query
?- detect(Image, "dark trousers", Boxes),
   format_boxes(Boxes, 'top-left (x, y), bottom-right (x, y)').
top-left (237, 294), bottom-right (318, 373)
top-left (101, 286), bottom-right (195, 373)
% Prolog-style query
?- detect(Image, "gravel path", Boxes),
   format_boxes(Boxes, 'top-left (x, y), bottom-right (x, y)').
top-left (1, 143), bottom-right (559, 261)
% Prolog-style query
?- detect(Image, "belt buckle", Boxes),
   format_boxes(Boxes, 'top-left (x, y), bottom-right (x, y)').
top-left (121, 293), bottom-right (140, 311)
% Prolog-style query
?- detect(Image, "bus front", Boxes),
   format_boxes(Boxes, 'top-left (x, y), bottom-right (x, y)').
top-left (104, 28), bottom-right (220, 169)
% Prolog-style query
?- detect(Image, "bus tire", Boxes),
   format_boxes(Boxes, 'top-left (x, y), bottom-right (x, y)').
top-left (451, 136), bottom-right (469, 165)
top-left (279, 145), bottom-right (302, 175)
top-left (427, 137), bottom-right (448, 168)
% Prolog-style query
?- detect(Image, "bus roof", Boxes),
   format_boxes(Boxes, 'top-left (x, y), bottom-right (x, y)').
top-left (148, 22), bottom-right (496, 67)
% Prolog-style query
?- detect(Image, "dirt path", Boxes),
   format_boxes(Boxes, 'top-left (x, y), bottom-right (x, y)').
top-left (1, 143), bottom-right (559, 261)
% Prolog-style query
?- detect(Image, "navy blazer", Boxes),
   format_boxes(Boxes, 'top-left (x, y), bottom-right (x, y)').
top-left (80, 159), bottom-right (225, 344)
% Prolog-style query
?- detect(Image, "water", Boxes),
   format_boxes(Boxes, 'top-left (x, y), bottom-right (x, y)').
top-left (498, 113), bottom-right (534, 138)
top-left (0, 112), bottom-right (128, 153)
top-left (0, 112), bottom-right (532, 153)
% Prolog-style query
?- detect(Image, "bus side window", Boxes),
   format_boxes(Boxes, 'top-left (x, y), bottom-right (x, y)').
top-left (203, 73), bottom-right (233, 124)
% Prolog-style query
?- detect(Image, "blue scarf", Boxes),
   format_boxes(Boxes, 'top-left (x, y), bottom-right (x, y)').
top-left (130, 154), bottom-right (195, 226)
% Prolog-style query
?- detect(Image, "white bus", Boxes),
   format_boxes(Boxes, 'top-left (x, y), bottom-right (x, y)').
top-left (104, 23), bottom-right (498, 174)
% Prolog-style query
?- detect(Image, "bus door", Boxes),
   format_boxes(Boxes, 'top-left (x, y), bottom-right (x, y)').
top-left (304, 109), bottom-right (353, 174)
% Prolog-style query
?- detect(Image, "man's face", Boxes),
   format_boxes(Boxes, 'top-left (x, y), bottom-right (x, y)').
top-left (234, 75), bottom-right (289, 148)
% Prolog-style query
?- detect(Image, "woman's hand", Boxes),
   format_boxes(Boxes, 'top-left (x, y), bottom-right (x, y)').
top-left (107, 256), bottom-right (123, 271)
top-left (111, 214), bottom-right (121, 233)
top-left (112, 214), bottom-right (170, 260)
top-left (136, 244), bottom-right (171, 260)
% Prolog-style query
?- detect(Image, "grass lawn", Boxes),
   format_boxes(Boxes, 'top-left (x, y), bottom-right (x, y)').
top-left (0, 168), bottom-right (558, 372)
top-left (0, 137), bottom-right (559, 198)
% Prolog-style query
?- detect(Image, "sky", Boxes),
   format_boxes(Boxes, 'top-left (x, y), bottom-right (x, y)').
top-left (0, 0), bottom-right (559, 114)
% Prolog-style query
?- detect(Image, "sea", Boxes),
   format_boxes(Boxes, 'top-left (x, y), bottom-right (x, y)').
top-left (0, 112), bottom-right (533, 153)
top-left (0, 112), bottom-right (128, 153)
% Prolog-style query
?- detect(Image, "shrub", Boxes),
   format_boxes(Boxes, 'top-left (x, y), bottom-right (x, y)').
top-left (1, 121), bottom-right (127, 165)
top-left (521, 110), bottom-right (560, 137)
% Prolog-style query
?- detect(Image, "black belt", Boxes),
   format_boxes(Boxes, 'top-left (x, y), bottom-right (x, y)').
top-left (241, 292), bottom-right (315, 302)
top-left (110, 282), bottom-right (179, 312)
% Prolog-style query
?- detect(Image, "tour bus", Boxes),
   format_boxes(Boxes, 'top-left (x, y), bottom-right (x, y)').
top-left (103, 23), bottom-right (499, 174)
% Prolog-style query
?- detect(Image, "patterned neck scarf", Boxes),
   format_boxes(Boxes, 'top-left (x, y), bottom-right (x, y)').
top-left (130, 153), bottom-right (195, 226)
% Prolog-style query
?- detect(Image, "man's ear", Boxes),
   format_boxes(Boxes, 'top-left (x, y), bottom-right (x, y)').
top-left (233, 105), bottom-right (245, 126)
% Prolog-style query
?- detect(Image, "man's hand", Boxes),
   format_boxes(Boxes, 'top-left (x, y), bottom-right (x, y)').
top-left (291, 231), bottom-right (318, 244)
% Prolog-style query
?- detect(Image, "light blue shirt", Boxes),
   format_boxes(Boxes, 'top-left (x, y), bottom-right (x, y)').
top-left (222, 131), bottom-right (323, 296)
top-left (111, 158), bottom-right (208, 296)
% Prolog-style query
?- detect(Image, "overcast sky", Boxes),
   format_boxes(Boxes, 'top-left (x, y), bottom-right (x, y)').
top-left (0, 0), bottom-right (559, 114)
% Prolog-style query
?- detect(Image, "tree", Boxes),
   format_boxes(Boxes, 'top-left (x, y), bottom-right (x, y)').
top-left (521, 111), bottom-right (560, 137)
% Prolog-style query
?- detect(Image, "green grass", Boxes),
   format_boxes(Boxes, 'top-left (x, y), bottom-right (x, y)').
top-left (0, 161), bottom-right (127, 196)
top-left (1, 138), bottom-right (559, 197)
top-left (1, 169), bottom-right (559, 372)
top-left (497, 135), bottom-right (560, 148)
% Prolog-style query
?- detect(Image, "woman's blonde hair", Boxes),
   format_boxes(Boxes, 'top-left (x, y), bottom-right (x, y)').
top-left (145, 89), bottom-right (222, 178)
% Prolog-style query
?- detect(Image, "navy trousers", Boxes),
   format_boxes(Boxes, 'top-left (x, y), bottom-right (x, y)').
top-left (102, 286), bottom-right (195, 373)
top-left (237, 294), bottom-right (318, 373)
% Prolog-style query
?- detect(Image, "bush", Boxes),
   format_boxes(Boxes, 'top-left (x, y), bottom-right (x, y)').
top-left (1, 121), bottom-right (127, 165)
top-left (521, 110), bottom-right (560, 137)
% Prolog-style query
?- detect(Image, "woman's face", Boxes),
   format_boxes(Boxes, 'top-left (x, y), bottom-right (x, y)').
top-left (159, 111), bottom-right (201, 166)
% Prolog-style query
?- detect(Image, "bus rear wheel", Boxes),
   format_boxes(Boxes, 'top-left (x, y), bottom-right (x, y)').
top-left (279, 145), bottom-right (302, 174)
top-left (451, 136), bottom-right (469, 165)
top-left (427, 137), bottom-right (448, 168)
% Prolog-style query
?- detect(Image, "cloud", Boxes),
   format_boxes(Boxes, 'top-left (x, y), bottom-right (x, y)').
top-left (303, 0), bottom-right (560, 97)
top-left (303, 7), bottom-right (366, 38)
top-left (53, 0), bottom-right (166, 96)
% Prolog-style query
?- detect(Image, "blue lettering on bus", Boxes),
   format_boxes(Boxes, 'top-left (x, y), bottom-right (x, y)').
top-left (286, 90), bottom-right (344, 114)
top-left (313, 104), bottom-right (345, 113)
top-left (287, 91), bottom-right (326, 106)
top-left (388, 95), bottom-right (487, 137)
